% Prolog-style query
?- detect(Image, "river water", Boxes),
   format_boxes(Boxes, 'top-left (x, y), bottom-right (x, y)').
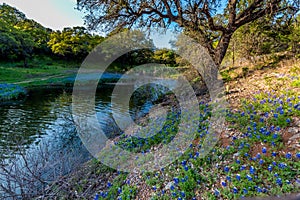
top-left (0, 83), bottom-right (156, 197)
top-left (0, 75), bottom-right (178, 198)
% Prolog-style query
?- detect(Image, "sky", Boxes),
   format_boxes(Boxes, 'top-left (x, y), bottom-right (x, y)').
top-left (0, 0), bottom-right (173, 48)
top-left (0, 0), bottom-right (85, 30)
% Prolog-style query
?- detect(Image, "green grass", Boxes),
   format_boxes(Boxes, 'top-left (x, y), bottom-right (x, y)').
top-left (0, 57), bottom-right (78, 85)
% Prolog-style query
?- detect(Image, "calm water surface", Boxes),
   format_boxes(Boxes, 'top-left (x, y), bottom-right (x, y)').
top-left (0, 85), bottom-right (153, 171)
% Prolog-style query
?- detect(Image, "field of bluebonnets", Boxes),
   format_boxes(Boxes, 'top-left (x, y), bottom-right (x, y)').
top-left (92, 64), bottom-right (300, 200)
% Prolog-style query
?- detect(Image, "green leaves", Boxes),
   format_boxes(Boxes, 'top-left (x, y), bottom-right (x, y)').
top-left (47, 26), bottom-right (104, 61)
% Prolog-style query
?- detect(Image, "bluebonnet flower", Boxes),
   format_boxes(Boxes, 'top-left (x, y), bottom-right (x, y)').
top-left (274, 113), bottom-right (279, 118)
top-left (240, 165), bottom-right (246, 170)
top-left (272, 161), bottom-right (277, 166)
top-left (101, 192), bottom-right (108, 198)
top-left (184, 165), bottom-right (189, 171)
top-left (250, 166), bottom-right (255, 174)
top-left (256, 153), bottom-right (261, 159)
top-left (118, 188), bottom-right (122, 194)
top-left (243, 188), bottom-right (248, 194)
top-left (256, 187), bottom-right (262, 193)
top-left (107, 182), bottom-right (112, 188)
top-left (180, 191), bottom-right (186, 197)
top-left (221, 181), bottom-right (227, 187)
top-left (278, 162), bottom-right (287, 169)
top-left (279, 109), bottom-right (284, 115)
top-left (236, 159), bottom-right (241, 164)
top-left (259, 159), bottom-right (264, 165)
top-left (285, 152), bottom-right (292, 159)
top-left (170, 185), bottom-right (175, 190)
top-left (272, 152), bottom-right (277, 157)
top-left (246, 174), bottom-right (253, 181)
top-left (296, 152), bottom-right (300, 159)
top-left (224, 166), bottom-right (230, 173)
top-left (174, 177), bottom-right (179, 184)
top-left (268, 165), bottom-right (273, 172)
top-left (276, 178), bottom-right (282, 186)
top-left (233, 187), bottom-right (238, 194)
top-left (236, 174), bottom-right (241, 181)
top-left (214, 189), bottom-right (220, 196)
top-left (152, 186), bottom-right (157, 191)
top-left (262, 147), bottom-right (267, 154)
top-left (264, 112), bottom-right (269, 117)
top-left (286, 118), bottom-right (291, 123)
top-left (226, 176), bottom-right (231, 181)
top-left (94, 193), bottom-right (99, 200)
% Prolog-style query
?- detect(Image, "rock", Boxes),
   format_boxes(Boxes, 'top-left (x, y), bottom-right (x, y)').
top-left (289, 133), bottom-right (300, 141)
top-left (294, 118), bottom-right (300, 127)
top-left (287, 127), bottom-right (299, 134)
top-left (164, 181), bottom-right (173, 190)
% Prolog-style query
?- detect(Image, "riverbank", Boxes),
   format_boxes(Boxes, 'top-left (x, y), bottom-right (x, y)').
top-left (0, 59), bottom-right (127, 103)
top-left (36, 57), bottom-right (300, 199)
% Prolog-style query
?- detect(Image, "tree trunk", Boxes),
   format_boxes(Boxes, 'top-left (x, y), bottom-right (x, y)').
top-left (214, 32), bottom-right (233, 67)
top-left (23, 56), bottom-right (28, 68)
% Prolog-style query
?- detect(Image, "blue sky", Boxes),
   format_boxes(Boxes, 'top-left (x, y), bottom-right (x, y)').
top-left (0, 0), bottom-right (173, 48)
top-left (0, 0), bottom-right (85, 30)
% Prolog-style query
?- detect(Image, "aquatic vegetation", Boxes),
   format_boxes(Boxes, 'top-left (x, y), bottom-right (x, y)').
top-left (0, 83), bottom-right (26, 102)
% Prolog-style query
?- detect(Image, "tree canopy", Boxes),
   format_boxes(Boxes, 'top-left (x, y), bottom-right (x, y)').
top-left (77, 0), bottom-right (299, 66)
top-left (0, 3), bottom-right (105, 66)
top-left (47, 27), bottom-right (104, 61)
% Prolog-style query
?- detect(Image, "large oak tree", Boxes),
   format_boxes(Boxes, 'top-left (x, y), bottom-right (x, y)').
top-left (77, 0), bottom-right (298, 67)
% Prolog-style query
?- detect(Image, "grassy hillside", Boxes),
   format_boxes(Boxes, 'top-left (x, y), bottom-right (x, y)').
top-left (39, 58), bottom-right (300, 200)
